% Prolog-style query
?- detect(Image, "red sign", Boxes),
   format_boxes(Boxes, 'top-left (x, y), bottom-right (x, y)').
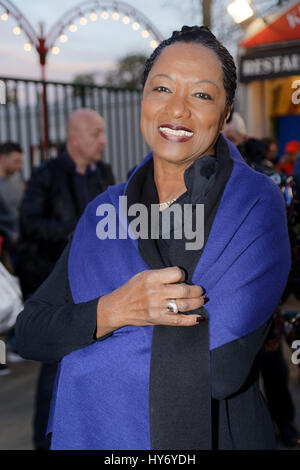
top-left (240, 1), bottom-right (300, 48)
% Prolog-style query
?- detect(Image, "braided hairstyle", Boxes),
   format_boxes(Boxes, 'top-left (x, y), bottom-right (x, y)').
top-left (142, 25), bottom-right (237, 112)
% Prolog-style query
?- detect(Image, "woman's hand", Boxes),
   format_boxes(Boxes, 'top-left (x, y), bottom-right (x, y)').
top-left (96, 267), bottom-right (206, 338)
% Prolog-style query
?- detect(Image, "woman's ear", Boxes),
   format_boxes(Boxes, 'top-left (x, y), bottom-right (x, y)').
top-left (225, 104), bottom-right (234, 123)
top-left (221, 104), bottom-right (234, 132)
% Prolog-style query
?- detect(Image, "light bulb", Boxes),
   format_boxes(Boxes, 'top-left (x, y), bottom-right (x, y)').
top-left (90, 12), bottom-right (98, 21)
top-left (122, 15), bottom-right (130, 24)
top-left (59, 34), bottom-right (68, 43)
top-left (112, 12), bottom-right (120, 21)
top-left (52, 46), bottom-right (60, 55)
top-left (13, 26), bottom-right (21, 35)
top-left (142, 30), bottom-right (149, 38)
top-left (227, 0), bottom-right (254, 24)
top-left (101, 11), bottom-right (109, 19)
top-left (69, 24), bottom-right (78, 32)
top-left (150, 40), bottom-right (158, 49)
top-left (80, 16), bottom-right (87, 25)
top-left (132, 22), bottom-right (140, 30)
top-left (1, 12), bottom-right (8, 21)
top-left (24, 42), bottom-right (32, 52)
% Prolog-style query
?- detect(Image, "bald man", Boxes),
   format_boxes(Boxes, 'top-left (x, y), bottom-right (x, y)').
top-left (66, 108), bottom-right (107, 173)
top-left (17, 108), bottom-right (114, 296)
top-left (16, 109), bottom-right (115, 449)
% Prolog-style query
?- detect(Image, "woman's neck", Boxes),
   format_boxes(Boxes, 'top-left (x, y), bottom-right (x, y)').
top-left (153, 146), bottom-right (216, 203)
top-left (153, 160), bottom-right (188, 204)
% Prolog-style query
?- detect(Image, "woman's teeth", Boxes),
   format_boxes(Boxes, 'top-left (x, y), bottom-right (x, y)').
top-left (159, 127), bottom-right (193, 137)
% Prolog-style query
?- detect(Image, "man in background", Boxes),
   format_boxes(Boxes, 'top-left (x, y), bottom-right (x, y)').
top-left (17, 108), bottom-right (114, 298)
top-left (16, 108), bottom-right (115, 450)
top-left (0, 142), bottom-right (24, 253)
top-left (223, 111), bottom-right (248, 147)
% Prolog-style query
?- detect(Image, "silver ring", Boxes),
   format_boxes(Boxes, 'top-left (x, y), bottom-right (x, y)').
top-left (167, 299), bottom-right (178, 314)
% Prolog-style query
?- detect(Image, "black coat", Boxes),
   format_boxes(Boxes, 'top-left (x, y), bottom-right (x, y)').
top-left (16, 150), bottom-right (115, 296)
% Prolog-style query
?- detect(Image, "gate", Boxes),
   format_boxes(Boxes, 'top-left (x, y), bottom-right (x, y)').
top-left (0, 77), bottom-right (149, 182)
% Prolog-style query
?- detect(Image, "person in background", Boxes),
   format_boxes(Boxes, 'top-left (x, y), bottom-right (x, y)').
top-left (276, 140), bottom-right (300, 175)
top-left (293, 152), bottom-right (300, 196)
top-left (17, 108), bottom-right (114, 298)
top-left (238, 136), bottom-right (300, 447)
top-left (0, 142), bottom-right (24, 369)
top-left (291, 154), bottom-right (300, 303)
top-left (223, 110), bottom-right (248, 147)
top-left (261, 137), bottom-right (278, 169)
top-left (238, 137), bottom-right (268, 171)
top-left (16, 108), bottom-right (114, 450)
top-left (0, 142), bottom-right (24, 254)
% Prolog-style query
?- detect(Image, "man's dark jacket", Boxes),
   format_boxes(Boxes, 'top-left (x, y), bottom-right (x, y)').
top-left (16, 149), bottom-right (115, 297)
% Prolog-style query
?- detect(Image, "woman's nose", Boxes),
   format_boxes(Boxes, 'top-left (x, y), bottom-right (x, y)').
top-left (166, 95), bottom-right (190, 119)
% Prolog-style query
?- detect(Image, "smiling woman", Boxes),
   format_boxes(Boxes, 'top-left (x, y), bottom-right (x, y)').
top-left (15, 26), bottom-right (291, 450)
top-left (141, 41), bottom-right (230, 203)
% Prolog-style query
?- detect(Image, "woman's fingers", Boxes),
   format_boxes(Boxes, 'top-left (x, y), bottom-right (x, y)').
top-left (163, 283), bottom-right (204, 299)
top-left (128, 268), bottom-right (207, 328)
top-left (160, 312), bottom-right (205, 327)
top-left (168, 296), bottom-right (206, 313)
top-left (146, 266), bottom-right (186, 284)
top-left (144, 297), bottom-right (207, 326)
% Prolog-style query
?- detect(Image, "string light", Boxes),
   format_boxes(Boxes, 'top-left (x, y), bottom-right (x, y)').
top-left (24, 42), bottom-right (32, 52)
top-left (59, 34), bottom-right (68, 43)
top-left (90, 12), bottom-right (98, 21)
top-left (69, 24), bottom-right (77, 32)
top-left (150, 40), bottom-right (158, 49)
top-left (79, 16), bottom-right (88, 25)
top-left (52, 46), bottom-right (60, 55)
top-left (13, 26), bottom-right (21, 35)
top-left (6, 6), bottom-right (162, 60)
top-left (101, 10), bottom-right (109, 19)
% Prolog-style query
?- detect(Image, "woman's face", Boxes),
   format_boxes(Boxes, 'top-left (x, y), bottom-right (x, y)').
top-left (141, 42), bottom-right (230, 166)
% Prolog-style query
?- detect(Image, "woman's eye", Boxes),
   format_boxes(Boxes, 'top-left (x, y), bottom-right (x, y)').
top-left (153, 86), bottom-right (171, 93)
top-left (194, 92), bottom-right (212, 100)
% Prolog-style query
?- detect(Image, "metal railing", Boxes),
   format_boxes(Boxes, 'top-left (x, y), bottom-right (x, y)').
top-left (0, 77), bottom-right (149, 182)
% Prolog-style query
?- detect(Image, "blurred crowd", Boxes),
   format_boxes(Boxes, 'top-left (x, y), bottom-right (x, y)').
top-left (0, 107), bottom-right (300, 449)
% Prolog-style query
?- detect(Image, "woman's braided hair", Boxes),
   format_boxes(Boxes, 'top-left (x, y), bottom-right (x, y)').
top-left (141, 25), bottom-right (237, 112)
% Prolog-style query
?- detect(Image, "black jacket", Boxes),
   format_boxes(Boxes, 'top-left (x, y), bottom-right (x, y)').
top-left (16, 150), bottom-right (115, 296)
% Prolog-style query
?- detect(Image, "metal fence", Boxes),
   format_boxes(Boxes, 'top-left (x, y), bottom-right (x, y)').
top-left (0, 77), bottom-right (149, 182)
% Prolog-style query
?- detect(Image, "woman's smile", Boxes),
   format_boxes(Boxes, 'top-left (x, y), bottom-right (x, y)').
top-left (158, 123), bottom-right (194, 143)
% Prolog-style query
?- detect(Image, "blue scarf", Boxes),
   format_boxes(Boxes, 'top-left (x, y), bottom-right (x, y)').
top-left (47, 137), bottom-right (291, 450)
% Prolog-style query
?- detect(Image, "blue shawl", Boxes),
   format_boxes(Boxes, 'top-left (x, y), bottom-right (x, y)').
top-left (47, 137), bottom-right (291, 450)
